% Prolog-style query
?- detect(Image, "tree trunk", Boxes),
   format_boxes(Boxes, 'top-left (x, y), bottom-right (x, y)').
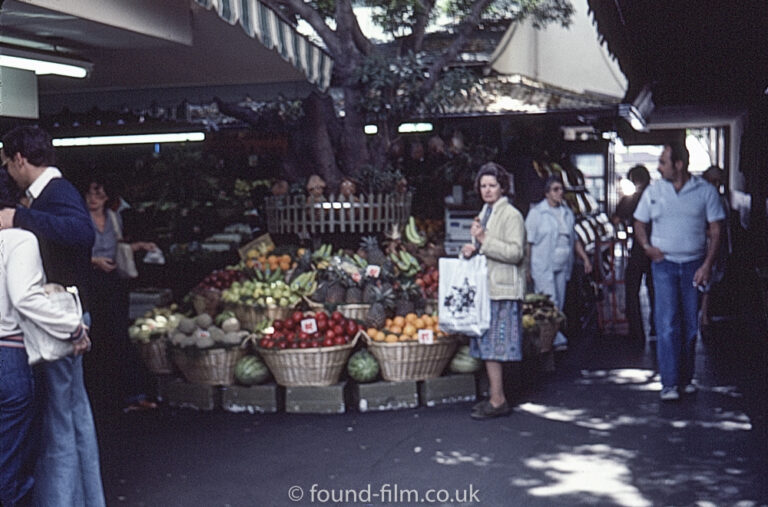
top-left (303, 92), bottom-right (341, 189)
top-left (339, 86), bottom-right (370, 178)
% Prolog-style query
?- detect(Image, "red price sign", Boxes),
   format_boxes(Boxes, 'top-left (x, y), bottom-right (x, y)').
top-left (300, 318), bottom-right (318, 334)
top-left (417, 329), bottom-right (434, 344)
top-left (366, 265), bottom-right (381, 278)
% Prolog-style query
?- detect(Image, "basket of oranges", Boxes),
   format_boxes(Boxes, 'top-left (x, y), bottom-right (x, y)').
top-left (363, 313), bottom-right (457, 381)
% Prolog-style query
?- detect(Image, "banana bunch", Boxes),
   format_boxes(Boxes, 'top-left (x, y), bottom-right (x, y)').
top-left (404, 216), bottom-right (427, 247)
top-left (254, 267), bottom-right (284, 283)
top-left (389, 250), bottom-right (421, 277)
top-left (289, 270), bottom-right (318, 297)
top-left (312, 243), bottom-right (333, 270)
top-left (351, 253), bottom-right (368, 269)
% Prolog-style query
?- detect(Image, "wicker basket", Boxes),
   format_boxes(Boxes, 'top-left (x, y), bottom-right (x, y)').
top-left (136, 337), bottom-right (174, 375)
top-left (303, 297), bottom-right (324, 312)
top-left (171, 346), bottom-right (246, 386)
top-left (225, 303), bottom-right (294, 331)
top-left (338, 304), bottom-right (370, 321)
top-left (257, 333), bottom-right (360, 386)
top-left (363, 333), bottom-right (458, 381)
top-left (191, 288), bottom-right (222, 316)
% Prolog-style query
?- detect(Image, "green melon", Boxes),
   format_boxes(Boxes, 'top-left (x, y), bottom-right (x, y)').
top-left (449, 345), bottom-right (482, 373)
top-left (347, 349), bottom-right (379, 383)
top-left (234, 355), bottom-right (270, 385)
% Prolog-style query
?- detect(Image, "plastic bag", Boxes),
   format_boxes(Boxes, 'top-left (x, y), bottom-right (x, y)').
top-left (438, 255), bottom-right (491, 337)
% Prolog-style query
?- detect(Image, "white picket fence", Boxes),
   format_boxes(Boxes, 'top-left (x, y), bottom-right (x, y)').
top-left (264, 193), bottom-right (412, 234)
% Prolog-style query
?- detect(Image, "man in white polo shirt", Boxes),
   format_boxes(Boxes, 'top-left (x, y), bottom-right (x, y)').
top-left (634, 141), bottom-right (725, 401)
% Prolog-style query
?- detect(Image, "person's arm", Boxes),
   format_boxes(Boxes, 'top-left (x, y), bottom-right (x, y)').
top-left (7, 234), bottom-right (87, 344)
top-left (574, 239), bottom-right (593, 274)
top-left (633, 220), bottom-right (664, 262)
top-left (693, 221), bottom-right (721, 287)
top-left (525, 243), bottom-right (533, 284)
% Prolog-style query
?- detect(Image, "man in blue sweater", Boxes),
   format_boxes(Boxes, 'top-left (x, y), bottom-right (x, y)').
top-left (0, 125), bottom-right (105, 506)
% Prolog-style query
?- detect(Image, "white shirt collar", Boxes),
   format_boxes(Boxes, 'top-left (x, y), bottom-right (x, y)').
top-left (25, 167), bottom-right (63, 203)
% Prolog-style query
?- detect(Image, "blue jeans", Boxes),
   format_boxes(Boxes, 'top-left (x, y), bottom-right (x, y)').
top-left (651, 259), bottom-right (701, 388)
top-left (33, 355), bottom-right (105, 507)
top-left (0, 346), bottom-right (35, 506)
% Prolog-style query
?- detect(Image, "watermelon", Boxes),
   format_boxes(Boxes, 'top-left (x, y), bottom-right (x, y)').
top-left (449, 345), bottom-right (482, 373)
top-left (347, 350), bottom-right (379, 383)
top-left (235, 355), bottom-right (270, 385)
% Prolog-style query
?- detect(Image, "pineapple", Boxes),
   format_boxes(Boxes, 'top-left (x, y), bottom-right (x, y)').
top-left (359, 236), bottom-right (388, 266)
top-left (395, 281), bottom-right (419, 316)
top-left (343, 272), bottom-right (363, 304)
top-left (364, 286), bottom-right (395, 329)
top-left (362, 282), bottom-right (378, 304)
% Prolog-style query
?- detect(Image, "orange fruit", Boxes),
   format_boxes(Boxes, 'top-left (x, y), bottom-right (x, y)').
top-left (405, 313), bottom-right (418, 323)
top-left (385, 318), bottom-right (393, 328)
top-left (375, 330), bottom-right (386, 341)
top-left (413, 318), bottom-right (425, 329)
top-left (385, 334), bottom-right (398, 343)
top-left (403, 324), bottom-right (416, 337)
top-left (393, 316), bottom-right (405, 327)
top-left (389, 325), bottom-right (402, 335)
top-left (366, 327), bottom-right (378, 338)
top-left (398, 334), bottom-right (410, 342)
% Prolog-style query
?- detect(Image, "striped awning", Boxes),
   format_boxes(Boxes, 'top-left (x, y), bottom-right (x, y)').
top-left (194, 0), bottom-right (333, 90)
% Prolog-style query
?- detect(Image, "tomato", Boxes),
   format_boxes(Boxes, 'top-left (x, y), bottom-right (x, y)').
top-left (259, 337), bottom-right (273, 348)
top-left (333, 335), bottom-right (346, 346)
top-left (333, 324), bottom-right (344, 337)
top-left (288, 341), bottom-right (300, 349)
top-left (317, 319), bottom-right (328, 332)
top-left (325, 329), bottom-right (335, 341)
top-left (322, 337), bottom-right (334, 347)
top-left (315, 311), bottom-right (327, 322)
top-left (298, 341), bottom-right (310, 349)
top-left (345, 319), bottom-right (358, 337)
top-left (331, 311), bottom-right (344, 322)
top-left (299, 331), bottom-right (310, 341)
top-left (276, 340), bottom-right (288, 349)
top-left (273, 320), bottom-right (284, 331)
top-left (292, 311), bottom-right (304, 323)
top-left (310, 340), bottom-right (321, 348)
top-left (286, 331), bottom-right (296, 342)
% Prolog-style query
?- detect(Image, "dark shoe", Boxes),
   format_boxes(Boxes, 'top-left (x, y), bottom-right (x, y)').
top-left (471, 401), bottom-right (511, 419)
top-left (472, 400), bottom-right (490, 412)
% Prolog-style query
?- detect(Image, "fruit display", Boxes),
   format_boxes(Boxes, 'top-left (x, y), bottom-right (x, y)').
top-left (367, 312), bottom-right (445, 343)
top-left (193, 268), bottom-right (248, 291)
top-left (234, 355), bottom-right (271, 385)
top-left (128, 306), bottom-right (184, 343)
top-left (449, 345), bottom-right (482, 373)
top-left (415, 265), bottom-right (439, 300)
top-left (404, 216), bottom-right (427, 247)
top-left (347, 350), bottom-right (380, 383)
top-left (220, 277), bottom-right (309, 308)
top-left (170, 313), bottom-right (248, 349)
top-left (522, 293), bottom-right (565, 330)
top-left (256, 310), bottom-right (362, 350)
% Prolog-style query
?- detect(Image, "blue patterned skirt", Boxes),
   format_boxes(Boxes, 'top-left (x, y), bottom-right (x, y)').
top-left (469, 299), bottom-right (523, 362)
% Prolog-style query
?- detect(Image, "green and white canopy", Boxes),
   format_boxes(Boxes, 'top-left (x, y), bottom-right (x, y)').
top-left (195, 0), bottom-right (333, 90)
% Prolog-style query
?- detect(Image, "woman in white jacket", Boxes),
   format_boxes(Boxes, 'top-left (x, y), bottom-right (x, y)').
top-left (0, 172), bottom-right (92, 506)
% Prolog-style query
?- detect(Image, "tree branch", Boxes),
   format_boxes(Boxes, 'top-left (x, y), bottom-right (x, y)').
top-left (419, 0), bottom-right (494, 93)
top-left (262, 0), bottom-right (342, 57)
top-left (401, 0), bottom-right (435, 55)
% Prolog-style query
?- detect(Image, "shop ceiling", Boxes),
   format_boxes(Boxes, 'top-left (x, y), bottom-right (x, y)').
top-left (0, 0), bottom-right (321, 118)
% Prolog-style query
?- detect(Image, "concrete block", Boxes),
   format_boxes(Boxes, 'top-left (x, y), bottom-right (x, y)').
top-left (221, 384), bottom-right (281, 414)
top-left (351, 380), bottom-right (419, 412)
top-left (285, 382), bottom-right (346, 414)
top-left (419, 374), bottom-right (477, 407)
top-left (164, 380), bottom-right (219, 411)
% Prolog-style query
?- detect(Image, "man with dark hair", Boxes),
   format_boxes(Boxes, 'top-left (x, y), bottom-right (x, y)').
top-left (0, 125), bottom-right (105, 505)
top-left (615, 164), bottom-right (656, 343)
top-left (634, 143), bottom-right (724, 401)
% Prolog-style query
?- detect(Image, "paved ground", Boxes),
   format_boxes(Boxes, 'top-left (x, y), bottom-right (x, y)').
top-left (93, 318), bottom-right (767, 507)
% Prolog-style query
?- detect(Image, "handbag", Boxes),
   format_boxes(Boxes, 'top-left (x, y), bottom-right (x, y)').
top-left (108, 210), bottom-right (138, 279)
top-left (437, 255), bottom-right (491, 337)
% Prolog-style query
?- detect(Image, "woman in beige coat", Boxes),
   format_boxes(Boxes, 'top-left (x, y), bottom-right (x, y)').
top-left (461, 163), bottom-right (526, 419)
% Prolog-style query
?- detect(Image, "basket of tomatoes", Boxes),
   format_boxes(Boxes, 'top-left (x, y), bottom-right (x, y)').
top-left (255, 310), bottom-right (363, 386)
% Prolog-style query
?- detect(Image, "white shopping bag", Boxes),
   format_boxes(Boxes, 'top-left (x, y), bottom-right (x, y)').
top-left (438, 255), bottom-right (491, 337)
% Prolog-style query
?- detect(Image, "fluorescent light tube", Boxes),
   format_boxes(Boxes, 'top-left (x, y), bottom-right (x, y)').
top-left (52, 132), bottom-right (205, 147)
top-left (398, 122), bottom-right (433, 133)
top-left (0, 55), bottom-right (89, 78)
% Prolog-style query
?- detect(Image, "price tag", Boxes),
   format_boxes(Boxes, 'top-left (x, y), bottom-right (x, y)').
top-left (351, 271), bottom-right (362, 283)
top-left (198, 330), bottom-right (211, 339)
top-left (300, 318), bottom-right (318, 334)
top-left (366, 265), bottom-right (381, 278)
top-left (417, 329), bottom-right (434, 344)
